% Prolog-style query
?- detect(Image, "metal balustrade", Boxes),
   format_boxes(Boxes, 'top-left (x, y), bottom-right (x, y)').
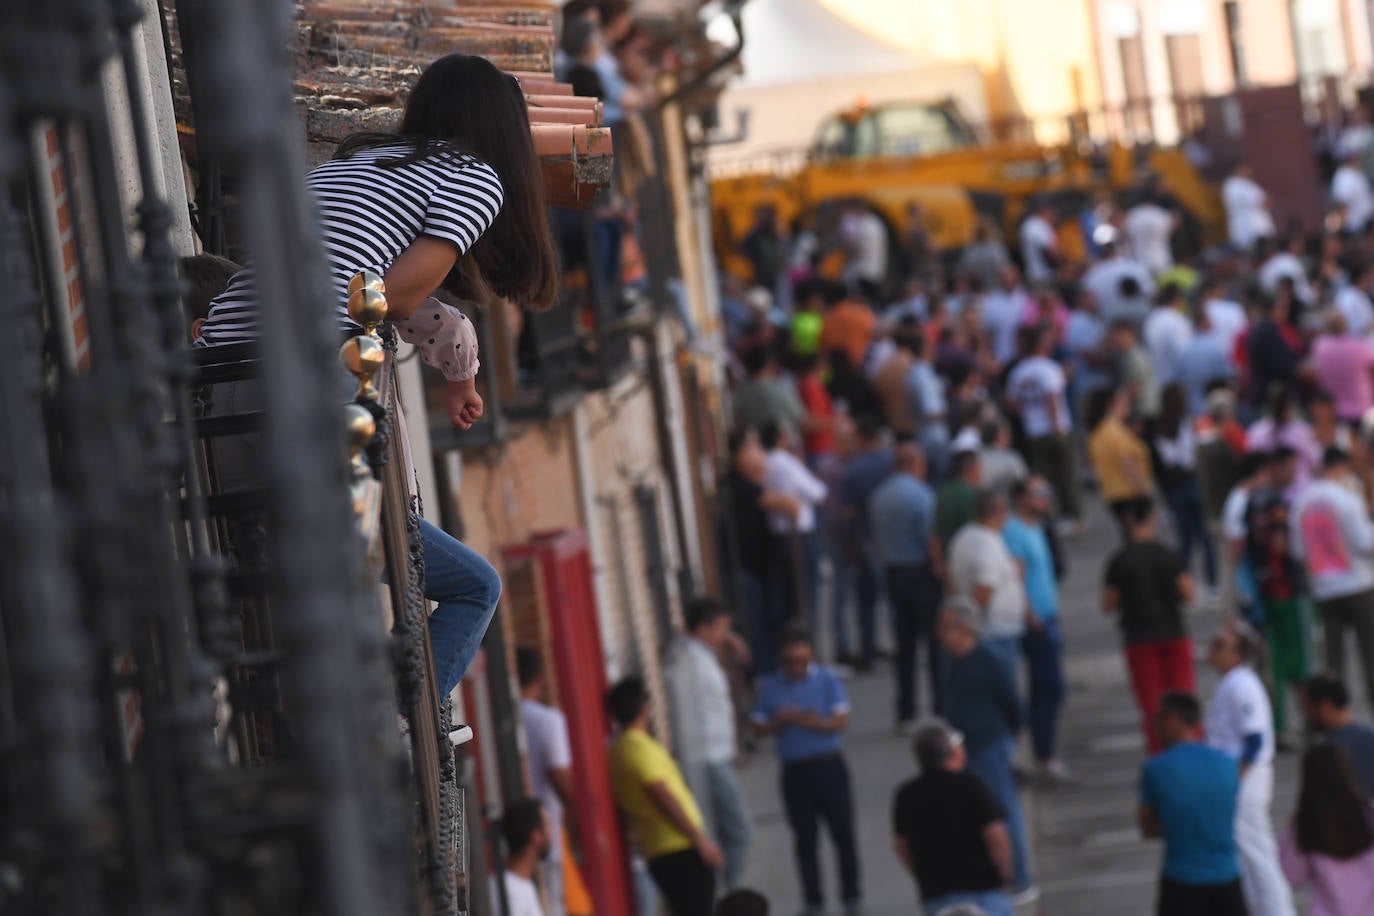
top-left (0, 2), bottom-right (468, 913)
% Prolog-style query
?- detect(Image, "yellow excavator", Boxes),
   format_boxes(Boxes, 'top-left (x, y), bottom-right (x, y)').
top-left (710, 98), bottom-right (1224, 283)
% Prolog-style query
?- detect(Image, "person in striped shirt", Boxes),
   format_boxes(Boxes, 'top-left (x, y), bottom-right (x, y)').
top-left (198, 54), bottom-right (560, 697)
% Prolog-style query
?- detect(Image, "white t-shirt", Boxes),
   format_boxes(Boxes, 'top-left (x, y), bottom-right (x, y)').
top-left (981, 288), bottom-right (1030, 363)
top-left (1205, 298), bottom-right (1248, 347)
top-left (1336, 285), bottom-right (1374, 337)
top-left (1006, 356), bottom-right (1071, 437)
top-left (764, 447), bottom-right (828, 534)
top-left (521, 699), bottom-right (572, 860)
top-left (1290, 478), bottom-right (1374, 601)
top-left (1222, 487), bottom-right (1250, 542)
top-left (1332, 165), bottom-right (1374, 232)
top-left (1206, 665), bottom-right (1274, 768)
top-left (842, 211), bottom-right (888, 284)
top-left (1124, 204), bottom-right (1175, 274)
top-left (492, 871), bottom-right (545, 916)
top-left (1222, 175), bottom-right (1275, 250)
top-left (1020, 214), bottom-right (1058, 283)
top-left (1257, 252), bottom-right (1314, 305)
top-left (1082, 256), bottom-right (1155, 327)
top-left (667, 637), bottom-right (737, 766)
top-left (947, 524), bottom-right (1027, 638)
top-left (1144, 308), bottom-right (1193, 385)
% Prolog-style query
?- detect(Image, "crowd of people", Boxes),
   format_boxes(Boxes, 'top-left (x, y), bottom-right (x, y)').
top-left (696, 141), bottom-right (1374, 916)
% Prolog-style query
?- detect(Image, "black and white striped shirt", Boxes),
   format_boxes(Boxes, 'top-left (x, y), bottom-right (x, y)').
top-left (198, 144), bottom-right (504, 345)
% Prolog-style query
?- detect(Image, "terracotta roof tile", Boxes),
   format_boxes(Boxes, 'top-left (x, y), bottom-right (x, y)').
top-left (166, 0), bottom-right (611, 207)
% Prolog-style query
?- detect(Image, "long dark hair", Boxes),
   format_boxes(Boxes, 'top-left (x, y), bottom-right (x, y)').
top-left (334, 54), bottom-right (559, 311)
top-left (1295, 743), bottom-right (1374, 859)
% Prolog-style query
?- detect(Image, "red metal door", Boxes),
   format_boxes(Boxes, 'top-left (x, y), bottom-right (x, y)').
top-left (506, 529), bottom-right (634, 916)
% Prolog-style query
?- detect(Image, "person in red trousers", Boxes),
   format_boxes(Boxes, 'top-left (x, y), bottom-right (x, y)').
top-left (1102, 498), bottom-right (1198, 752)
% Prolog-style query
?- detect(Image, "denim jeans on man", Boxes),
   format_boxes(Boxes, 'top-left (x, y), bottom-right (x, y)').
top-left (704, 760), bottom-right (754, 890)
top-left (965, 741), bottom-right (1032, 892)
top-left (832, 548), bottom-right (880, 663)
top-left (1022, 619), bottom-right (1066, 761)
top-left (925, 889), bottom-right (1014, 916)
top-left (421, 518), bottom-right (502, 696)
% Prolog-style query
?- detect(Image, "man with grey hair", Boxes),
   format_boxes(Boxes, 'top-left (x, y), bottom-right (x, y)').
top-left (892, 718), bottom-right (1014, 915)
top-left (946, 489), bottom-right (1030, 677)
top-left (936, 598), bottom-right (1037, 904)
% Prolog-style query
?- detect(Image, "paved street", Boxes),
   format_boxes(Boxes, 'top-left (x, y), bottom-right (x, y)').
top-left (735, 497), bottom-right (1315, 916)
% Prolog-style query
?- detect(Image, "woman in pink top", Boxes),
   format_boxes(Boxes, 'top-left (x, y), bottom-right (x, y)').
top-left (1280, 743), bottom-right (1374, 916)
top-left (1310, 309), bottom-right (1374, 424)
top-left (1246, 385), bottom-right (1322, 497)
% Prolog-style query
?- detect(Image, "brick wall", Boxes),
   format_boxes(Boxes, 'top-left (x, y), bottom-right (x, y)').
top-left (451, 418), bottom-right (581, 708)
top-left (576, 378), bottom-right (682, 742)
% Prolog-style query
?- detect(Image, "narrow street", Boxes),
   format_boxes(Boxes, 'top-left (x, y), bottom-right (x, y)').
top-left (736, 498), bottom-right (1311, 916)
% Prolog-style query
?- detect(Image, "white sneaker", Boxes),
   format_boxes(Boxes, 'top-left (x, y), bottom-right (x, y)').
top-left (1038, 758), bottom-right (1077, 785)
top-left (1010, 885), bottom-right (1041, 906)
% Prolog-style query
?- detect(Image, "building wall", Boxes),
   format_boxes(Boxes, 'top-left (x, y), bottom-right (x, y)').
top-left (818, 0), bottom-right (1103, 133)
top-left (572, 374), bottom-right (682, 740)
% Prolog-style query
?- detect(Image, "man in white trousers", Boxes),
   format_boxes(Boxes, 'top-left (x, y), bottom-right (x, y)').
top-left (1204, 628), bottom-right (1296, 916)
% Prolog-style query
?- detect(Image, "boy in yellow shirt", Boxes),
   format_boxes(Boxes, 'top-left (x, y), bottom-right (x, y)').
top-left (606, 678), bottom-right (722, 916)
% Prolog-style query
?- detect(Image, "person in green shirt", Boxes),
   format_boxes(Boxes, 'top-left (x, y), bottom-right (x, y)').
top-left (607, 677), bottom-right (722, 916)
top-left (936, 449), bottom-right (983, 554)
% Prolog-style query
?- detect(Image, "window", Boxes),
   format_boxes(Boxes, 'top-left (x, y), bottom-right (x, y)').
top-left (1118, 35), bottom-right (1153, 139)
top-left (1225, 1), bottom-right (1248, 86)
top-left (870, 104), bottom-right (971, 158)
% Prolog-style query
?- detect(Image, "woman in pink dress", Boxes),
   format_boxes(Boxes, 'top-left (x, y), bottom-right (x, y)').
top-left (1280, 743), bottom-right (1374, 916)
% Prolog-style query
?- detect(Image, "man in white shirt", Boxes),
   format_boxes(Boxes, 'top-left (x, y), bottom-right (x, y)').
top-left (1006, 325), bottom-right (1080, 525)
top-left (1201, 281), bottom-right (1248, 349)
top-left (1082, 241), bottom-right (1155, 327)
top-left (1256, 236), bottom-right (1314, 307)
top-left (1222, 163), bottom-right (1275, 252)
top-left (947, 489), bottom-right (1029, 675)
top-left (1019, 204), bottom-right (1059, 284)
top-left (1290, 447), bottom-right (1374, 709)
top-left (495, 798), bottom-right (552, 916)
top-left (840, 204), bottom-right (888, 290)
top-left (667, 597), bottom-right (753, 890)
top-left (1331, 149), bottom-right (1374, 234)
top-left (1123, 195), bottom-right (1176, 275)
top-left (1205, 628), bottom-right (1296, 916)
top-left (1143, 290), bottom-right (1193, 386)
top-left (1335, 261), bottom-right (1374, 337)
top-left (517, 648), bottom-right (575, 916)
top-left (761, 421), bottom-right (829, 625)
top-left (981, 265), bottom-right (1033, 364)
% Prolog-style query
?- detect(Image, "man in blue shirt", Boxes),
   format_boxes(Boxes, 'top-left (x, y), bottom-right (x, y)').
top-left (1139, 692), bottom-right (1245, 916)
top-left (1002, 477), bottom-right (1071, 783)
top-left (869, 444), bottom-right (941, 727)
top-left (754, 627), bottom-right (861, 916)
top-left (836, 416), bottom-right (895, 670)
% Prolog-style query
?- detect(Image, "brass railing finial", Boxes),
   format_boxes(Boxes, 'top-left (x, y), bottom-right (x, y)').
top-left (347, 270), bottom-right (387, 338)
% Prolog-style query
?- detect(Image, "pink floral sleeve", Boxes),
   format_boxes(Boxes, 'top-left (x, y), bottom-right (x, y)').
top-left (392, 297), bottom-right (480, 382)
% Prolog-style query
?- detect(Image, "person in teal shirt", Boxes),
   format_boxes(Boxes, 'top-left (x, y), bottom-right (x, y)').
top-left (1002, 477), bottom-right (1071, 783)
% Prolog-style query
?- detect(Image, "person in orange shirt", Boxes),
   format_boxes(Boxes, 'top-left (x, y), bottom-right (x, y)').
top-left (820, 286), bottom-right (877, 370)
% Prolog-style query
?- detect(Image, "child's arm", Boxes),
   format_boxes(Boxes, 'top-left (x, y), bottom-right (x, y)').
top-left (393, 297), bottom-right (482, 428)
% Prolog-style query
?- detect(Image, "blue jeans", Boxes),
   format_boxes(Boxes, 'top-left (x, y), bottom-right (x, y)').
top-left (983, 635), bottom-right (1022, 681)
top-left (832, 546), bottom-right (880, 662)
top-left (1165, 478), bottom-right (1217, 586)
top-left (421, 519), bottom-right (502, 697)
top-left (742, 570), bottom-right (784, 675)
top-left (925, 889), bottom-right (1014, 916)
top-left (966, 742), bottom-right (1032, 892)
top-left (704, 760), bottom-right (754, 891)
top-left (1022, 618), bottom-right (1065, 762)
